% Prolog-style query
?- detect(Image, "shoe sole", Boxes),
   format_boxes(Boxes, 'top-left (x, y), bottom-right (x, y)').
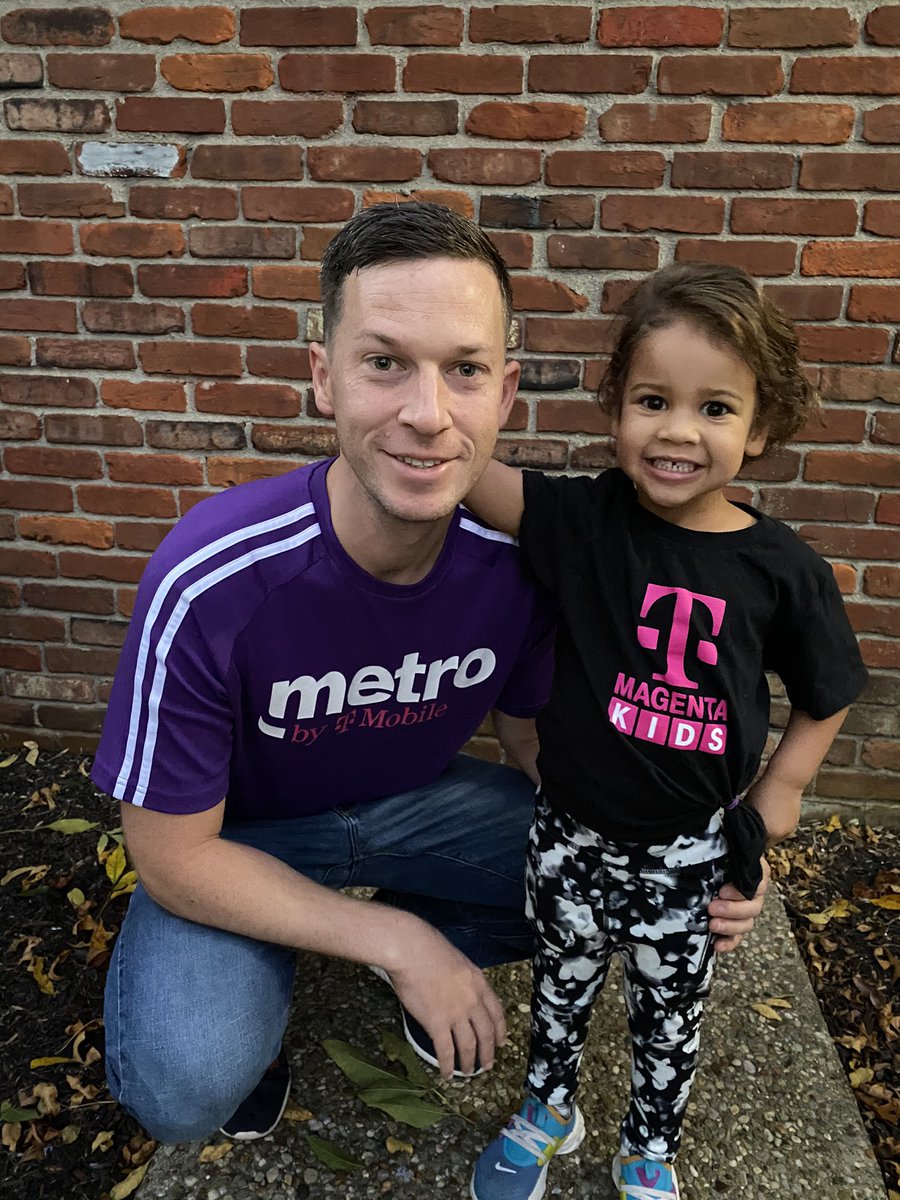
top-left (610, 1152), bottom-right (680, 1199)
top-left (218, 1064), bottom-right (292, 1142)
top-left (469, 1106), bottom-right (586, 1200)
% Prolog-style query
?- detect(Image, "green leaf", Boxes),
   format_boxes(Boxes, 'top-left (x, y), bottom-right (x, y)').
top-left (305, 1134), bottom-right (364, 1171)
top-left (0, 1101), bottom-right (40, 1123)
top-left (45, 819), bottom-right (99, 835)
top-left (321, 1039), bottom-right (414, 1091)
top-left (67, 888), bottom-right (86, 907)
top-left (357, 1087), bottom-right (446, 1129)
top-left (378, 1027), bottom-right (432, 1087)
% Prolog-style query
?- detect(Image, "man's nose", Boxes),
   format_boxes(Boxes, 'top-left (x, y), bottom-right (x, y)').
top-left (399, 370), bottom-right (453, 434)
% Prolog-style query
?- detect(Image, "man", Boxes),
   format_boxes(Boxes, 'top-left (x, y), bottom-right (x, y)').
top-left (93, 203), bottom-right (765, 1144)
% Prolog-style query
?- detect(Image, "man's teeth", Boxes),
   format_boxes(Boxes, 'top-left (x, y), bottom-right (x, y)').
top-left (398, 456), bottom-right (442, 469)
top-left (652, 459), bottom-right (697, 473)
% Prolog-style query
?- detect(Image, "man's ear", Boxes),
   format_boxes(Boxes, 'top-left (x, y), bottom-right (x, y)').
top-left (499, 359), bottom-right (520, 427)
top-left (309, 341), bottom-right (333, 416)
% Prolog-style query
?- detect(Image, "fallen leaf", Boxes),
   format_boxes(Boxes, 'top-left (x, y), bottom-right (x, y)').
top-left (109, 1163), bottom-right (150, 1200)
top-left (282, 1103), bottom-right (313, 1122)
top-left (60, 1124), bottom-right (80, 1145)
top-left (92, 1130), bottom-right (114, 1153)
top-left (750, 1002), bottom-right (783, 1021)
top-left (45, 818), bottom-right (99, 835)
top-left (867, 895), bottom-right (900, 910)
top-left (30, 1056), bottom-right (74, 1069)
top-left (105, 844), bottom-right (127, 885)
top-left (23, 740), bottom-right (39, 766)
top-left (823, 814), bottom-right (842, 832)
top-left (849, 1067), bottom-right (875, 1088)
top-left (198, 1141), bottom-right (233, 1163)
top-left (27, 956), bottom-right (55, 996)
top-left (761, 997), bottom-right (792, 1010)
top-left (305, 1134), bottom-right (364, 1171)
top-left (1, 1122), bottom-right (21, 1151)
top-left (2, 865), bottom-right (50, 888)
top-left (386, 1135), bottom-right (414, 1155)
top-left (0, 753), bottom-right (19, 768)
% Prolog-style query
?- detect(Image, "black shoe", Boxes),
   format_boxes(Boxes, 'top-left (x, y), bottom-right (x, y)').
top-left (369, 966), bottom-right (485, 1079)
top-left (219, 1048), bottom-right (291, 1140)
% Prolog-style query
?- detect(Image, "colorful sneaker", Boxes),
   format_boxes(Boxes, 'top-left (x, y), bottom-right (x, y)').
top-left (611, 1153), bottom-right (680, 1199)
top-left (219, 1049), bottom-right (291, 1141)
top-left (369, 964), bottom-right (485, 1078)
top-left (470, 1097), bottom-right (585, 1200)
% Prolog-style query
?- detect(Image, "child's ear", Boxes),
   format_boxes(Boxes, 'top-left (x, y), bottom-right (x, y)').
top-left (745, 423), bottom-right (768, 459)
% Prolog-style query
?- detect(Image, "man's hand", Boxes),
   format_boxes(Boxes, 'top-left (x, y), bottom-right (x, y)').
top-left (708, 856), bottom-right (770, 954)
top-left (383, 924), bottom-right (506, 1079)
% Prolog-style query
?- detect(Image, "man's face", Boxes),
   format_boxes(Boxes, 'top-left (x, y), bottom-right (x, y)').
top-left (310, 256), bottom-right (519, 526)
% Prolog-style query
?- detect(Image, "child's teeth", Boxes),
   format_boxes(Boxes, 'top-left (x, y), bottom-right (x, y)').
top-left (654, 459), bottom-right (694, 473)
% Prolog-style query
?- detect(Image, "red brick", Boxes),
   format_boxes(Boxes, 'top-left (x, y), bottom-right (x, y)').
top-left (362, 188), bottom-right (474, 217)
top-left (799, 525), bottom-right (900, 561)
top-left (0, 546), bottom-right (56, 578)
top-left (280, 54), bottom-right (395, 93)
top-left (116, 96), bottom-right (225, 133)
top-left (191, 302), bottom-right (298, 340)
top-left (599, 102), bottom-right (711, 142)
top-left (819, 366), bottom-right (900, 404)
top-left (732, 198), bottom-right (857, 236)
top-left (191, 144), bottom-right (303, 181)
top-left (804, 450), bottom-right (900, 487)
top-left (872, 410), bottom-right (900, 444)
top-left (80, 221), bottom-right (184, 258)
top-left (18, 182), bottom-right (122, 217)
top-left (300, 226), bottom-right (338, 261)
top-left (0, 52), bottom-right (43, 85)
top-left (146, 420), bottom-right (245, 451)
top-left (602, 194), bottom-right (723, 233)
top-left (675, 240), bottom-right (796, 276)
top-left (138, 263), bottom-right (247, 298)
top-left (759, 487), bottom-right (874, 523)
top-left (528, 54), bottom-right (650, 94)
top-left (250, 425), bottom-right (338, 456)
top-left (0, 611), bottom-right (66, 641)
top-left (308, 146), bottom-right (421, 183)
top-left (139, 341), bottom-right (243, 377)
top-left (130, 185), bottom-right (237, 221)
top-left (77, 485), bottom-right (177, 519)
top-left (101, 380), bottom-right (186, 411)
top-left (403, 53), bottom-right (521, 94)
top-left (671, 151), bottom-right (792, 188)
top-left (246, 345), bottom-right (312, 380)
top-left (487, 231), bottom-right (533, 269)
top-left (4, 96), bottom-right (110, 133)
top-left (511, 276), bottom-right (588, 312)
top-left (20, 583), bottom-right (110, 616)
top-left (0, 184), bottom-right (12, 215)
top-left (842, 603), bottom-right (900, 638)
top-left (106, 451), bottom-right (203, 486)
top-left (535, 398), bottom-right (609, 434)
top-left (797, 325), bottom-right (890, 364)
top-left (0, 139), bottom-right (69, 175)
top-left (0, 262), bottom-right (26, 289)
top-left (548, 234), bottom-right (658, 270)
top-left (8, 447), bottom-right (101, 480)
top-left (471, 5), bottom-right (591, 43)
top-left (1, 8), bottom-right (113, 45)
top-left (723, 102), bottom-right (854, 144)
top-left (207, 457), bottom-right (303, 488)
top-left (0, 336), bottom-right (31, 367)
top-left (865, 566), bottom-right (900, 599)
top-left (232, 99), bottom-right (342, 139)
top-left (190, 224), bottom-right (297, 259)
top-left (863, 200), bottom-right (900, 237)
top-left (525, 317), bottom-right (617, 353)
top-left (0, 220), bottom-right (73, 255)
top-left (802, 241), bottom-right (900, 277)
top-left (479, 193), bottom-right (594, 229)
top-left (867, 6), bottom-right (900, 44)
top-left (46, 51), bottom-right (155, 90)
top-left (161, 53), bottom-right (273, 92)
top-left (877, 493), bottom-right (900, 524)
top-left (495, 438), bottom-right (569, 468)
top-left (240, 7), bottom-right (356, 46)
top-left (796, 407), bottom-right (867, 443)
top-left (0, 298), bottom-right (76, 332)
top-left (241, 185), bottom-right (353, 223)
top-left (761, 284), bottom-right (842, 321)
top-left (352, 99), bottom-right (457, 137)
top-left (82, 300), bottom-right (184, 334)
top-left (730, 8), bottom-right (856, 48)
top-left (545, 150), bottom-right (664, 187)
top-left (120, 6), bottom-right (235, 44)
top-left (861, 736), bottom-right (900, 768)
top-left (599, 6), bottom-right (723, 46)
top-left (1, 374), bottom-right (94, 407)
top-left (0, 645), bottom-right (43, 671)
top-left (0, 409), bottom-right (40, 438)
top-left (848, 285), bottom-right (900, 322)
top-left (28, 260), bottom-right (133, 296)
top-left (429, 148), bottom-right (539, 185)
top-left (36, 337), bottom-right (136, 370)
top-left (792, 56), bottom-right (900, 95)
top-left (43, 412), bottom-right (141, 447)
top-left (366, 6), bottom-right (463, 45)
top-left (0, 479), bottom-right (73, 512)
top-left (252, 265), bottom-right (320, 301)
top-left (658, 55), bottom-right (783, 95)
top-left (114, 522), bottom-right (172, 553)
top-left (18, 514), bottom-right (113, 549)
top-left (466, 101), bottom-right (584, 140)
top-left (7, 671), bottom-right (99, 703)
top-left (863, 105), bottom-right (900, 143)
top-left (195, 381), bottom-right (301, 418)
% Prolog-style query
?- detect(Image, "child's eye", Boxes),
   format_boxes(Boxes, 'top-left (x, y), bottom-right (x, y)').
top-left (702, 400), bottom-right (733, 418)
top-left (639, 393), bottom-right (666, 411)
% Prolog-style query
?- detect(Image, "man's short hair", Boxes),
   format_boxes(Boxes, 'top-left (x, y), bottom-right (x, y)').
top-left (320, 201), bottom-right (513, 341)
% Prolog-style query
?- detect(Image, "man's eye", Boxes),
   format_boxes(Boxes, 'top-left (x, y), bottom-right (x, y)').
top-left (371, 356), bottom-right (393, 371)
top-left (456, 363), bottom-right (480, 378)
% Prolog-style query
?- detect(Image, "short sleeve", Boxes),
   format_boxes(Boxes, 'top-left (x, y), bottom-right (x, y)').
top-left (518, 470), bottom-right (596, 594)
top-left (492, 587), bottom-right (556, 717)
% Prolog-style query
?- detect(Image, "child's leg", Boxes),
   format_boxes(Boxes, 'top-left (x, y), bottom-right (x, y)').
top-left (617, 854), bottom-right (726, 1162)
top-left (524, 797), bottom-right (614, 1114)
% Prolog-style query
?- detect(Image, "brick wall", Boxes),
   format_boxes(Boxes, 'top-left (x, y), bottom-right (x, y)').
top-left (0, 2), bottom-right (898, 819)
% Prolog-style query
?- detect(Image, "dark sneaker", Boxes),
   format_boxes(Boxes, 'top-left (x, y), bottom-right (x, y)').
top-left (219, 1049), bottom-right (291, 1141)
top-left (369, 965), bottom-right (486, 1078)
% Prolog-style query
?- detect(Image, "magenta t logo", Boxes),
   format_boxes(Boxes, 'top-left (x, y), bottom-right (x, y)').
top-left (637, 584), bottom-right (726, 689)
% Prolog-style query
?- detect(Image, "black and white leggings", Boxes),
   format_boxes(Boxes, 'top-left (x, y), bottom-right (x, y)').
top-left (525, 796), bottom-right (726, 1162)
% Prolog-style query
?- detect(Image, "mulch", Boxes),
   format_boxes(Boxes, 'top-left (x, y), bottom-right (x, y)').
top-left (0, 744), bottom-right (898, 1200)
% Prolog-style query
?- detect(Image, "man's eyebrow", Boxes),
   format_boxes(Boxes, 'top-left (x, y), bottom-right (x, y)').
top-left (354, 330), bottom-right (493, 357)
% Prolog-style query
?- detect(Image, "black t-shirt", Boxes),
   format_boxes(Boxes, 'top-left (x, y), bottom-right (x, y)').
top-left (519, 467), bottom-right (868, 842)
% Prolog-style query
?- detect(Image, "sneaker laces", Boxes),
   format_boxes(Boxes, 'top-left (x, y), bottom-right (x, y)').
top-left (501, 1111), bottom-right (567, 1165)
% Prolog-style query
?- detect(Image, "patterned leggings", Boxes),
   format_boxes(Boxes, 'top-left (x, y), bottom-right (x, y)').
top-left (525, 796), bottom-right (726, 1162)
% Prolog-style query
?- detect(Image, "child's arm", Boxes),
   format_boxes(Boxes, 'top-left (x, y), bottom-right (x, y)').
top-left (465, 459), bottom-right (525, 537)
top-left (745, 706), bottom-right (849, 845)
top-left (492, 711), bottom-right (540, 786)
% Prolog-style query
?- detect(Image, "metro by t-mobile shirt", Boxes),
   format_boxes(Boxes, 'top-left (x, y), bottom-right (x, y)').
top-left (519, 467), bottom-right (867, 842)
top-left (93, 459), bottom-right (554, 819)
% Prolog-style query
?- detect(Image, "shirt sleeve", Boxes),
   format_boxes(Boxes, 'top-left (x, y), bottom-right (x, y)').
top-left (518, 469), bottom-right (596, 594)
top-left (492, 584), bottom-right (556, 717)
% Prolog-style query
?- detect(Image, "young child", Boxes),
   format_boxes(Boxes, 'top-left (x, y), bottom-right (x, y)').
top-left (467, 263), bottom-right (868, 1200)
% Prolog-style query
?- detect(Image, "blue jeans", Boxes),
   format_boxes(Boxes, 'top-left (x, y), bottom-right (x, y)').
top-left (104, 755), bottom-right (535, 1142)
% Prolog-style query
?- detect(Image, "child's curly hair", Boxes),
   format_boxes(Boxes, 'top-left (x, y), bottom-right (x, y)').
top-left (598, 262), bottom-right (819, 453)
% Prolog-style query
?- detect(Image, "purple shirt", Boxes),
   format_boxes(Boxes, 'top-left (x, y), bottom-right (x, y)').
top-left (93, 459), bottom-right (553, 820)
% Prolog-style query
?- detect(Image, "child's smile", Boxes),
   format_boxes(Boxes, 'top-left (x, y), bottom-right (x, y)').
top-left (613, 319), bottom-right (768, 531)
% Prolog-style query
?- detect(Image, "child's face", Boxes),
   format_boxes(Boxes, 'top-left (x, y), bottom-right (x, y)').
top-left (613, 319), bottom-right (768, 530)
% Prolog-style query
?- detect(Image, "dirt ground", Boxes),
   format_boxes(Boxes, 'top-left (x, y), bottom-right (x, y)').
top-left (0, 744), bottom-right (897, 1200)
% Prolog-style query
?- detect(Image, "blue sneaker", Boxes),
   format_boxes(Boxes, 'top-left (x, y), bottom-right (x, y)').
top-left (611, 1153), bottom-right (680, 1199)
top-left (470, 1097), bottom-right (585, 1200)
